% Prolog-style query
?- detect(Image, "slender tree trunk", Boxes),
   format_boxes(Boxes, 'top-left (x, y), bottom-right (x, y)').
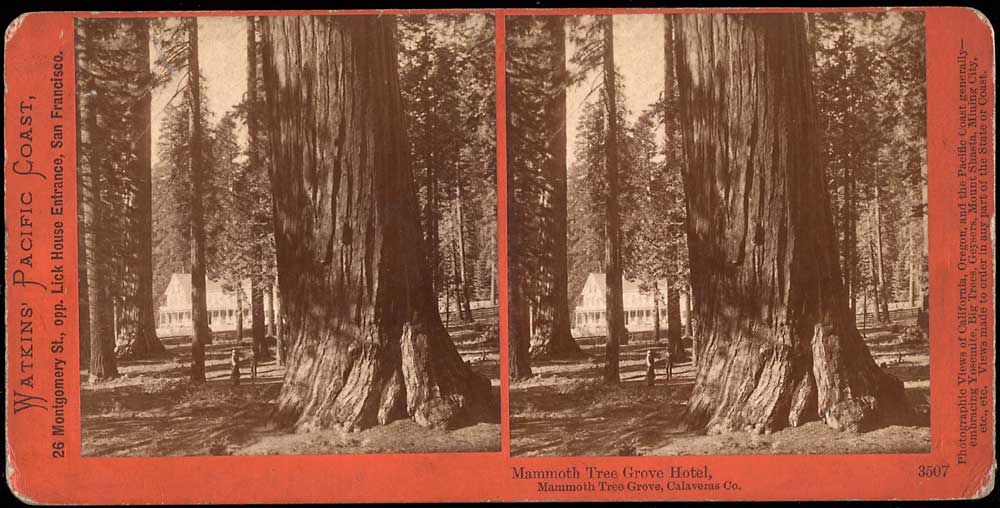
top-left (675, 13), bottom-right (909, 434)
top-left (115, 19), bottom-right (165, 359)
top-left (450, 240), bottom-right (464, 322)
top-left (682, 286), bottom-right (693, 336)
top-left (867, 234), bottom-right (883, 325)
top-left (76, 21), bottom-right (93, 368)
top-left (187, 18), bottom-right (210, 383)
top-left (655, 15), bottom-right (669, 350)
top-left (455, 181), bottom-right (473, 322)
top-left (276, 283), bottom-right (286, 366)
top-left (872, 177), bottom-right (890, 323)
top-left (261, 15), bottom-right (494, 430)
top-left (652, 282), bottom-right (662, 343)
top-left (251, 279), bottom-right (265, 355)
top-left (77, 21), bottom-right (117, 381)
top-left (840, 165), bottom-right (855, 313)
top-left (443, 269), bottom-right (452, 328)
top-left (266, 282), bottom-right (277, 335)
top-left (490, 260), bottom-right (497, 305)
top-left (862, 281), bottom-right (869, 329)
top-left (602, 16), bottom-right (626, 384)
top-left (236, 280), bottom-right (245, 342)
top-left (666, 284), bottom-right (683, 359)
top-left (247, 16), bottom-right (264, 356)
top-left (685, 289), bottom-right (697, 367)
top-left (509, 275), bottom-right (534, 380)
top-left (426, 153), bottom-right (439, 294)
top-left (664, 14), bottom-right (687, 362)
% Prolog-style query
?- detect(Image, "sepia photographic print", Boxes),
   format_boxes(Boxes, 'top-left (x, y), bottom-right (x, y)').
top-left (3, 5), bottom-right (993, 504)
top-left (75, 13), bottom-right (501, 456)
top-left (508, 12), bottom-right (931, 457)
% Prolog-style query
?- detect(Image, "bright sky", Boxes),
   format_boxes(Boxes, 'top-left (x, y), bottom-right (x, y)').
top-left (147, 15), bottom-right (663, 170)
top-left (567, 14), bottom-right (665, 166)
top-left (151, 16), bottom-right (247, 166)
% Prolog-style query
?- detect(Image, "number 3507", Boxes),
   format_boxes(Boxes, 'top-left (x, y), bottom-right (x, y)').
top-left (917, 465), bottom-right (949, 478)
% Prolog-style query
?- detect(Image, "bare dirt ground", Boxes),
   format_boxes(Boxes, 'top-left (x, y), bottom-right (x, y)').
top-left (81, 324), bottom-right (501, 457)
top-left (510, 326), bottom-right (931, 457)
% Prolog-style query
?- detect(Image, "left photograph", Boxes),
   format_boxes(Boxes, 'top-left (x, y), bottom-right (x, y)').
top-left (76, 13), bottom-right (500, 456)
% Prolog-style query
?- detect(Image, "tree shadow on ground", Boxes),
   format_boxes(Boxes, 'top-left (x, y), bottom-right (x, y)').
top-left (511, 328), bottom-right (931, 457)
top-left (511, 336), bottom-right (696, 457)
top-left (83, 320), bottom-right (502, 456)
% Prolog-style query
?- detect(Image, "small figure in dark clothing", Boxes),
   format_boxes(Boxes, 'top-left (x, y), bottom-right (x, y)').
top-left (664, 350), bottom-right (673, 381)
top-left (250, 347), bottom-right (258, 379)
top-left (645, 350), bottom-right (657, 387)
top-left (230, 349), bottom-right (241, 386)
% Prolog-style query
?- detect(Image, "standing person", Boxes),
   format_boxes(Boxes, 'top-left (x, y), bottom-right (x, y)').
top-left (230, 348), bottom-right (241, 386)
top-left (645, 350), bottom-right (656, 386)
top-left (250, 346), bottom-right (258, 380)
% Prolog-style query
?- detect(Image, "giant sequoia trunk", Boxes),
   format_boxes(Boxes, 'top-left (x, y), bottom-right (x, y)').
top-left (261, 16), bottom-right (494, 431)
top-left (529, 16), bottom-right (581, 359)
top-left (674, 14), bottom-right (909, 434)
top-left (187, 19), bottom-right (210, 383)
top-left (115, 20), bottom-right (165, 359)
top-left (602, 17), bottom-right (627, 383)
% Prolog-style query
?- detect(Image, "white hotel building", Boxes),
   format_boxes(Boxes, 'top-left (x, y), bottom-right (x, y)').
top-left (572, 273), bottom-right (690, 336)
top-left (157, 273), bottom-right (279, 336)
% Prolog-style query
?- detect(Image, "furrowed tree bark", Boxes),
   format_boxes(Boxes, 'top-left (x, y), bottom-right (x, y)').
top-left (261, 15), bottom-right (494, 431)
top-left (529, 16), bottom-right (582, 359)
top-left (602, 16), bottom-right (626, 383)
top-left (187, 18), bottom-right (210, 383)
top-left (115, 19), bottom-right (165, 359)
top-left (78, 20), bottom-right (118, 381)
top-left (674, 13), bottom-right (909, 434)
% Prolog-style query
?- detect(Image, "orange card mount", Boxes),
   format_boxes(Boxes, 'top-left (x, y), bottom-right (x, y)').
top-left (4, 6), bottom-right (996, 503)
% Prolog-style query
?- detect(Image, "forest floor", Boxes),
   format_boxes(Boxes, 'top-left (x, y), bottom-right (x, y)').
top-left (81, 323), bottom-right (501, 457)
top-left (510, 324), bottom-right (931, 457)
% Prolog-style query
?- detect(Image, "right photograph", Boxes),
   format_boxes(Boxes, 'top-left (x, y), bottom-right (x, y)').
top-left (507, 12), bottom-right (930, 457)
